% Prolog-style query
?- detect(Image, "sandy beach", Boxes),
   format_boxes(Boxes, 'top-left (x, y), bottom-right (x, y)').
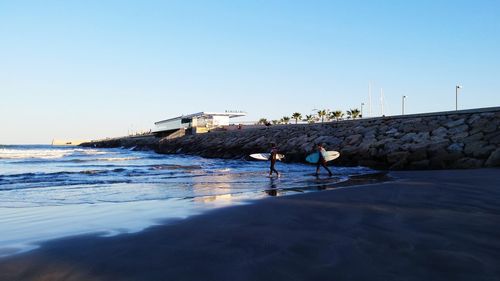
top-left (1, 168), bottom-right (499, 281)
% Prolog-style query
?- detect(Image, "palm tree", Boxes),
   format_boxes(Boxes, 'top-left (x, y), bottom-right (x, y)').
top-left (305, 114), bottom-right (315, 124)
top-left (317, 109), bottom-right (328, 123)
top-left (291, 112), bottom-right (302, 124)
top-left (347, 108), bottom-right (361, 119)
top-left (281, 116), bottom-right (290, 124)
top-left (330, 110), bottom-right (344, 121)
top-left (351, 108), bottom-right (361, 119)
top-left (257, 118), bottom-right (268, 125)
top-left (272, 120), bottom-right (279, 125)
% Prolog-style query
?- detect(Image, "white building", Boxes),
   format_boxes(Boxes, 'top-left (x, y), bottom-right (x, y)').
top-left (153, 111), bottom-right (246, 136)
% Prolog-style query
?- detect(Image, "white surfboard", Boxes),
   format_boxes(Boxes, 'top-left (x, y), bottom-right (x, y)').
top-left (250, 153), bottom-right (285, 161)
top-left (305, 151), bottom-right (340, 163)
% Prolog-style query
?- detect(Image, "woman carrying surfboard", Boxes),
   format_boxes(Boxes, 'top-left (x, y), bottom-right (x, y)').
top-left (315, 143), bottom-right (333, 177)
top-left (269, 143), bottom-right (280, 177)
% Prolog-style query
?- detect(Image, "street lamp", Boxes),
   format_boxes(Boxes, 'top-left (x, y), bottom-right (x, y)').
top-left (455, 85), bottom-right (462, 111)
top-left (402, 95), bottom-right (407, 115)
top-left (361, 103), bottom-right (365, 118)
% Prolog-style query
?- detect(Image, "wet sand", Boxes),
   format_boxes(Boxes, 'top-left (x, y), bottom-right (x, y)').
top-left (1, 169), bottom-right (499, 281)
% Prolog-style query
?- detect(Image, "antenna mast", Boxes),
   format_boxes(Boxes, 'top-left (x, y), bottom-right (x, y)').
top-left (368, 82), bottom-right (372, 117)
top-left (380, 88), bottom-right (384, 116)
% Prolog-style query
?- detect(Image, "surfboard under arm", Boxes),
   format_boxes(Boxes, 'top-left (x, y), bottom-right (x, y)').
top-left (305, 151), bottom-right (340, 163)
top-left (250, 153), bottom-right (285, 161)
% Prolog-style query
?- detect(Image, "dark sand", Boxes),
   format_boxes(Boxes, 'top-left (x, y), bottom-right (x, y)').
top-left (1, 169), bottom-right (499, 281)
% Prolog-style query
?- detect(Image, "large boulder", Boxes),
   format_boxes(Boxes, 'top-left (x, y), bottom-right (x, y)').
top-left (485, 148), bottom-right (500, 167)
top-left (447, 143), bottom-right (464, 153)
top-left (431, 126), bottom-right (447, 138)
top-left (464, 141), bottom-right (496, 158)
top-left (452, 158), bottom-right (485, 169)
top-left (444, 118), bottom-right (465, 128)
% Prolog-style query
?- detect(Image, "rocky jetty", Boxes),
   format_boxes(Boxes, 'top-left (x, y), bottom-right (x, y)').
top-left (82, 107), bottom-right (500, 170)
top-left (81, 135), bottom-right (159, 151)
top-left (157, 107), bottom-right (500, 170)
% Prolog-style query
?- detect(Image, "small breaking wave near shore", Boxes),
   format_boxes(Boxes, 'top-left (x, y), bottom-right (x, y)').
top-left (0, 145), bottom-right (107, 159)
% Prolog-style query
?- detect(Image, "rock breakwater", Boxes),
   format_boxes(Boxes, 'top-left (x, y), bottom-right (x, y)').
top-left (157, 107), bottom-right (500, 170)
top-left (81, 135), bottom-right (159, 151)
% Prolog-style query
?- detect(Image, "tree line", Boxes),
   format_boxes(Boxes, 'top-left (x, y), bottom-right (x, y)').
top-left (257, 109), bottom-right (362, 125)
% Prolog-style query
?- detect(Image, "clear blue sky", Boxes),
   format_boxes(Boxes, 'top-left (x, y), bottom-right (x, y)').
top-left (1, 0), bottom-right (499, 144)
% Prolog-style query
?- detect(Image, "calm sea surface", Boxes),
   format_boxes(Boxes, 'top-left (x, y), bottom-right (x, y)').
top-left (0, 145), bottom-right (374, 256)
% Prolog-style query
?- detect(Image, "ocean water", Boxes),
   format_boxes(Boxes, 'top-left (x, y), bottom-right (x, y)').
top-left (0, 145), bottom-right (374, 256)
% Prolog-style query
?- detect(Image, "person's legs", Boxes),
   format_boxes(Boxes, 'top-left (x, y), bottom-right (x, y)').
top-left (272, 167), bottom-right (279, 176)
top-left (270, 160), bottom-right (279, 176)
top-left (322, 161), bottom-right (333, 176)
top-left (315, 160), bottom-right (321, 176)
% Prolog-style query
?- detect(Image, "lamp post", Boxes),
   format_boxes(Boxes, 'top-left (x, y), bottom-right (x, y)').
top-left (402, 95), bottom-right (407, 115)
top-left (361, 103), bottom-right (365, 118)
top-left (455, 85), bottom-right (462, 111)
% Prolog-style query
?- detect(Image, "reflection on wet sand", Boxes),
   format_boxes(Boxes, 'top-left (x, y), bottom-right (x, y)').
top-left (193, 193), bottom-right (235, 206)
top-left (264, 172), bottom-right (390, 197)
top-left (191, 173), bottom-right (237, 206)
top-left (265, 178), bottom-right (278, 196)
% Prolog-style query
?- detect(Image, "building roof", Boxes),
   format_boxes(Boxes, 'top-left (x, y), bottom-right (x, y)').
top-left (154, 111), bottom-right (246, 125)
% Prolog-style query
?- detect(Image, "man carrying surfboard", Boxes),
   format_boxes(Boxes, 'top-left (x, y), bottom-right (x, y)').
top-left (269, 143), bottom-right (280, 177)
top-left (315, 143), bottom-right (333, 177)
